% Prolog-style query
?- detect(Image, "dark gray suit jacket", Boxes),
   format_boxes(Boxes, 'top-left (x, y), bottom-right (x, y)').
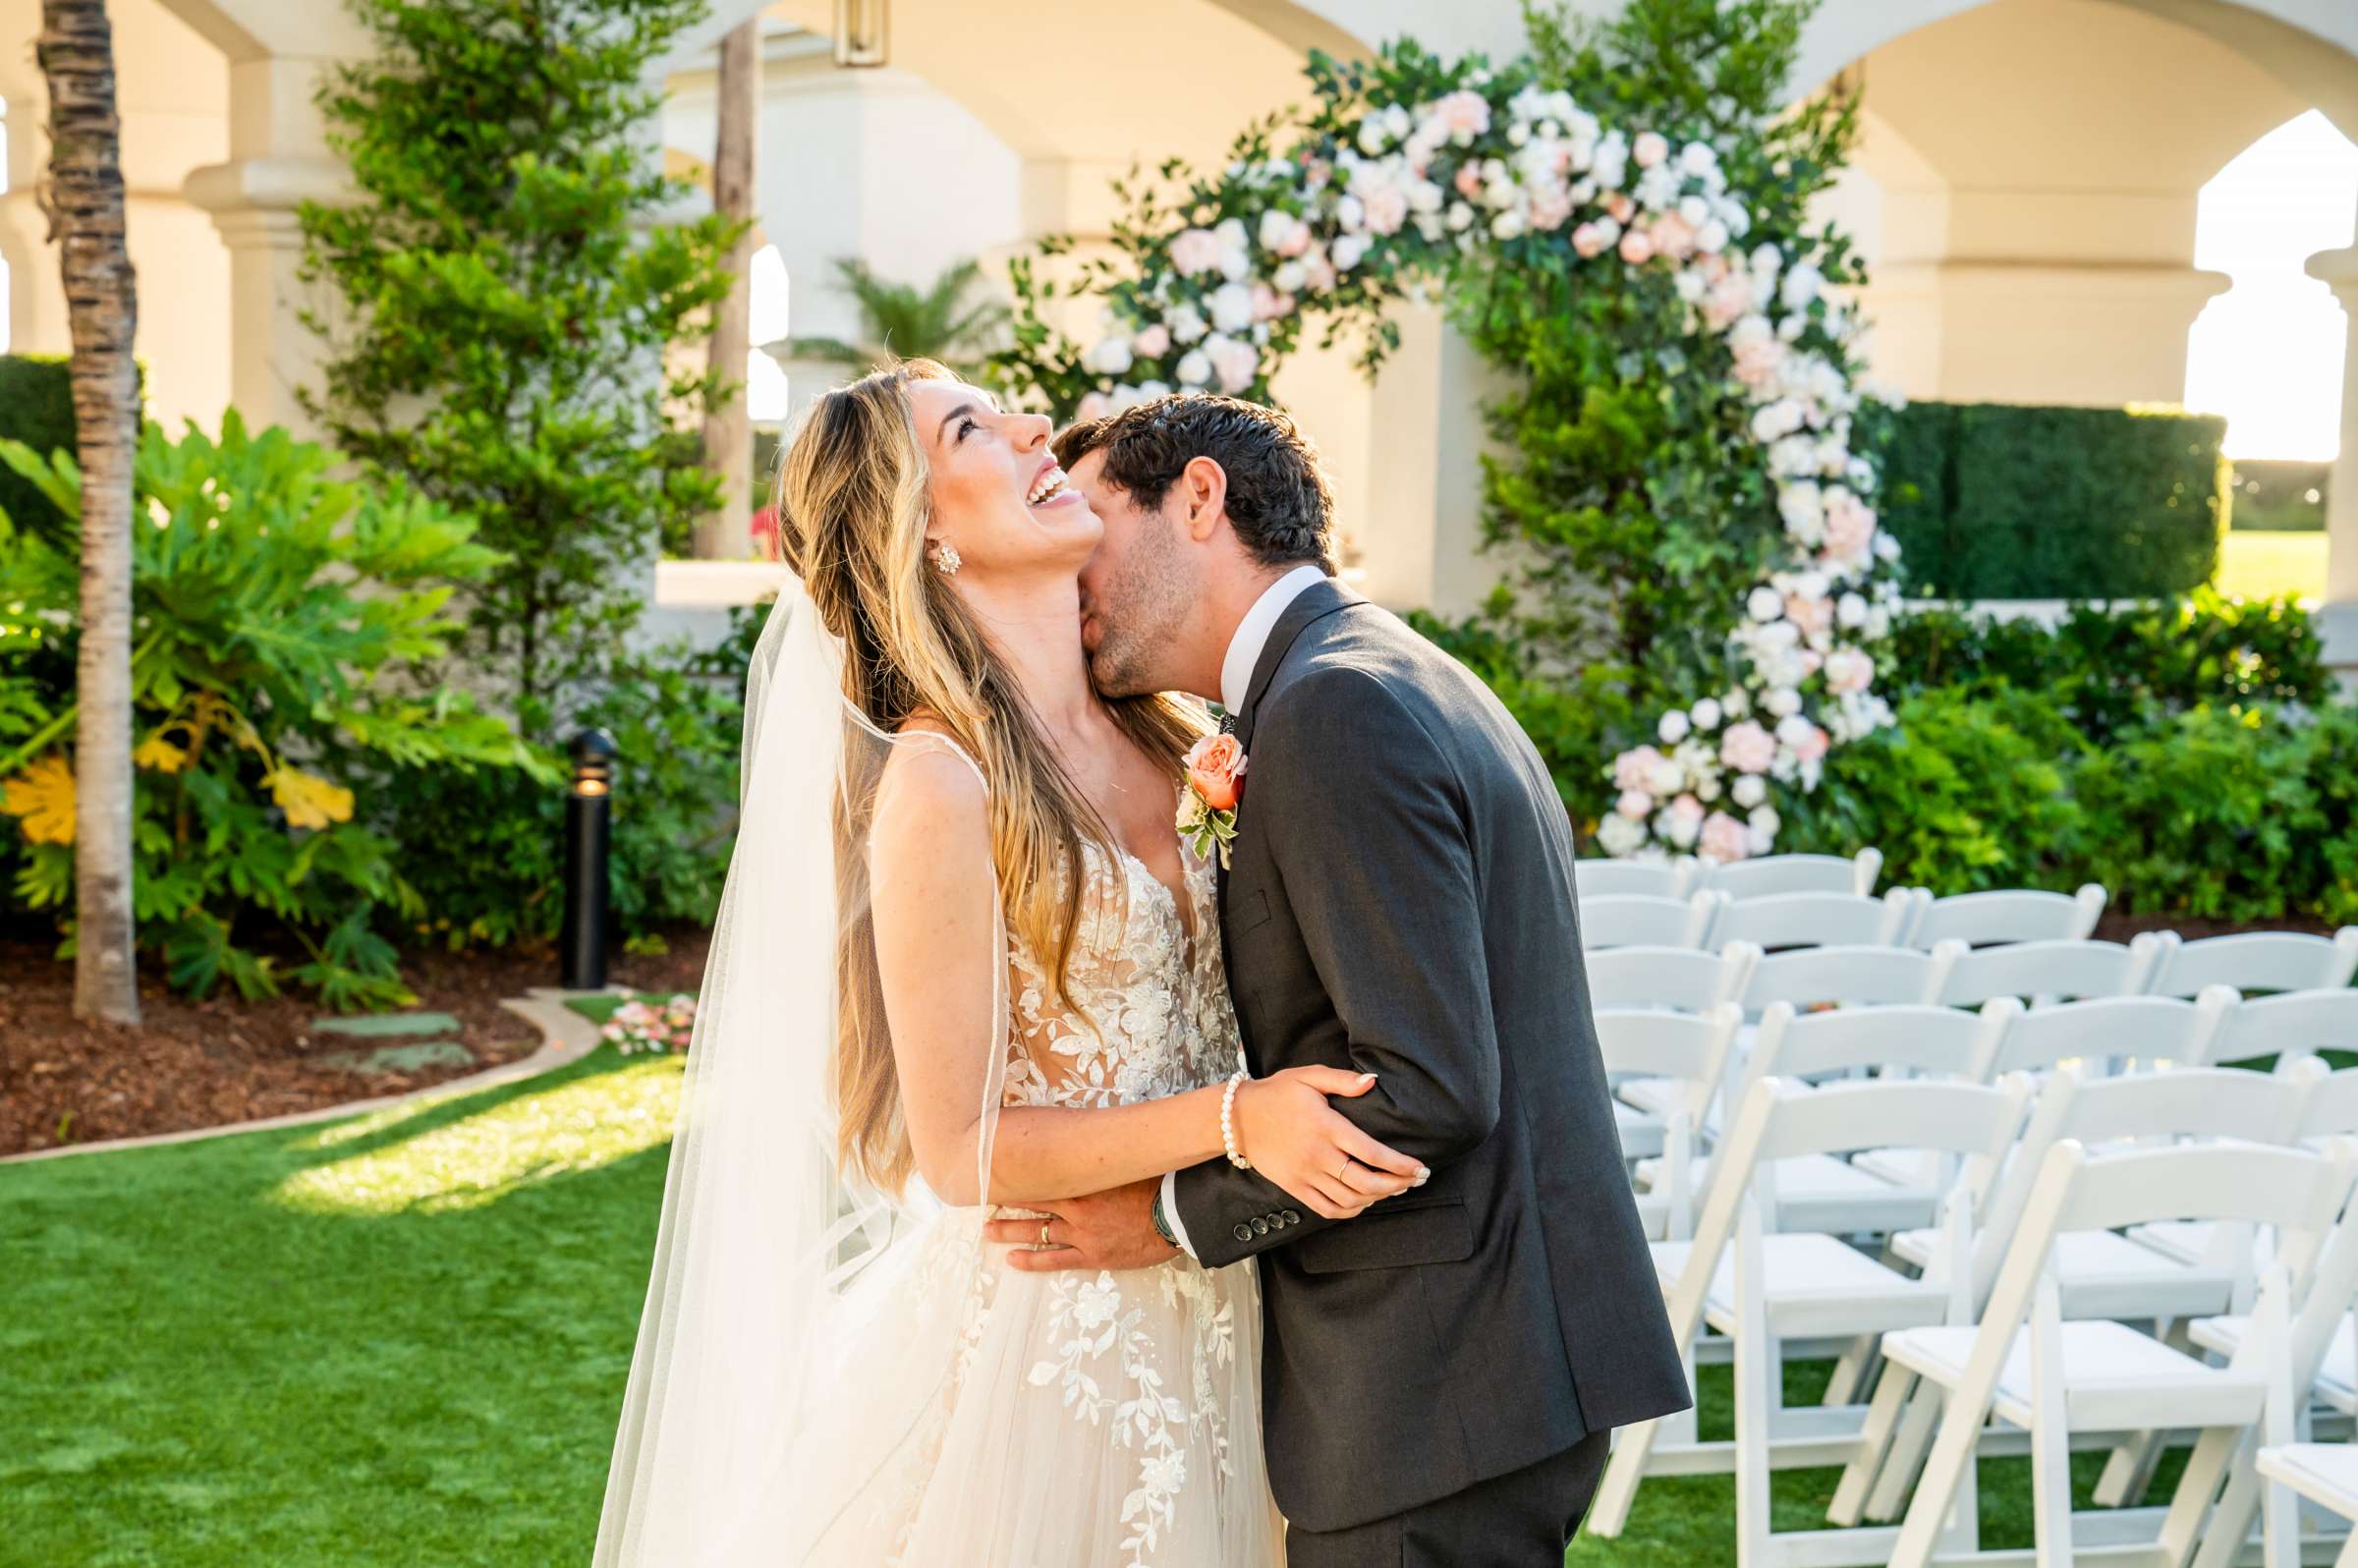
top-left (1170, 577), bottom-right (1690, 1534)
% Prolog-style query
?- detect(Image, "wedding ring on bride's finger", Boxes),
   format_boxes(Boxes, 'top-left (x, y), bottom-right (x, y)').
top-left (1038, 1220), bottom-right (1052, 1248)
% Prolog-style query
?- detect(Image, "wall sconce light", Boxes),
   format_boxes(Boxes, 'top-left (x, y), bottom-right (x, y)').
top-left (834, 0), bottom-right (888, 68)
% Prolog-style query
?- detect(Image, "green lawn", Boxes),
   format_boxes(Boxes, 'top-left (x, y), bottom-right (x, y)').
top-left (5, 1035), bottom-right (2186, 1566)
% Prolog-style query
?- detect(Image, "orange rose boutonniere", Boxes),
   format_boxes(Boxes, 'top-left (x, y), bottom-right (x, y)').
top-left (1178, 732), bottom-right (1247, 868)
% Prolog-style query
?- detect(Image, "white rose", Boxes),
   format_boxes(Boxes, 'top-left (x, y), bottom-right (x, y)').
top-left (1337, 194), bottom-right (1367, 233)
top-left (1409, 180), bottom-right (1445, 214)
top-left (1678, 195), bottom-right (1711, 227)
top-left (1723, 688), bottom-right (1751, 719)
top-left (1176, 349), bottom-right (1212, 387)
top-left (1731, 773), bottom-right (1767, 809)
top-left (1679, 141), bottom-right (1717, 176)
top-left (1331, 234), bottom-right (1369, 271)
top-left (1213, 217), bottom-right (1248, 252)
top-left (1446, 201), bottom-right (1476, 232)
top-left (1273, 260), bottom-right (1307, 293)
top-left (1750, 242), bottom-right (1782, 276)
top-left (1648, 757), bottom-right (1685, 796)
top-left (1690, 698), bottom-right (1722, 732)
top-left (1780, 262), bottom-right (1825, 310)
top-left (1217, 246), bottom-right (1252, 282)
top-left (1167, 305), bottom-right (1207, 345)
top-left (1597, 812), bottom-right (1647, 857)
top-left (1747, 586), bottom-right (1784, 623)
top-left (1696, 218), bottom-right (1729, 254)
top-left (1765, 687), bottom-right (1802, 718)
top-left (1208, 282), bottom-right (1256, 335)
top-left (1083, 336), bottom-right (1133, 376)
top-left (1490, 210), bottom-right (1527, 241)
top-left (1837, 591), bottom-right (1869, 629)
top-left (1657, 709), bottom-right (1692, 745)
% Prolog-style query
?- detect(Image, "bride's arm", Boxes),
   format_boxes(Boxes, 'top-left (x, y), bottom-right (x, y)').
top-left (869, 746), bottom-right (1421, 1209)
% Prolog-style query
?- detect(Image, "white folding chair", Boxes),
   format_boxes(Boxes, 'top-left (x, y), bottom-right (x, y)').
top-left (1934, 937), bottom-right (2159, 1008)
top-left (1586, 1076), bottom-right (2032, 1561)
top-left (1703, 848), bottom-right (1882, 900)
top-left (2255, 1442), bottom-right (2358, 1568)
top-left (1643, 1000), bottom-right (2019, 1238)
top-left (1583, 890), bottom-right (1725, 951)
top-left (2143, 926), bottom-right (2358, 998)
top-left (2203, 986), bottom-right (2358, 1071)
top-left (1744, 944), bottom-right (1955, 1012)
top-left (1597, 1004), bottom-right (1743, 1235)
top-left (1712, 888), bottom-right (1927, 953)
top-left (1909, 883), bottom-right (2107, 950)
top-left (1575, 857), bottom-right (1696, 901)
top-left (1959, 990), bottom-right (2236, 1083)
top-left (1874, 1140), bottom-right (2358, 1568)
top-left (1587, 941), bottom-right (1760, 1013)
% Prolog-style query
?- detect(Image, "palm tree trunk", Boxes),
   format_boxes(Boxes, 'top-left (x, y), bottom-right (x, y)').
top-left (38, 0), bottom-right (140, 1025)
top-left (694, 19), bottom-right (758, 561)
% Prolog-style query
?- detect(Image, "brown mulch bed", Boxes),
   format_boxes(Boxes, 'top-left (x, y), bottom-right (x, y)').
top-left (0, 924), bottom-right (711, 1157)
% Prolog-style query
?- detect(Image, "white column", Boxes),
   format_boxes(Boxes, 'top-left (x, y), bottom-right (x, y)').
top-left (2309, 242), bottom-right (2358, 674)
top-left (181, 55), bottom-right (351, 438)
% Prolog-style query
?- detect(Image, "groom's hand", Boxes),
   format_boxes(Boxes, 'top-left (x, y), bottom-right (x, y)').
top-left (984, 1177), bottom-right (1176, 1272)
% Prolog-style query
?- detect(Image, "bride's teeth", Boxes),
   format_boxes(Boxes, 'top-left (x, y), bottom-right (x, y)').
top-left (1028, 468), bottom-right (1066, 505)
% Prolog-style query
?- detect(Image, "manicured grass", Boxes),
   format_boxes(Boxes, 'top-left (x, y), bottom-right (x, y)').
top-left (5, 1042), bottom-right (2191, 1565)
top-left (2216, 530), bottom-right (2327, 601)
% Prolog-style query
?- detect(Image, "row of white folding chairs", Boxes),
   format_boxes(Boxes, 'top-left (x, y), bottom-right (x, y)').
top-left (1601, 984), bottom-right (2358, 1238)
top-left (1586, 1069), bottom-right (2358, 1568)
top-left (1575, 849), bottom-right (1883, 904)
top-left (1585, 883), bottom-right (2114, 953)
top-left (1589, 930), bottom-right (2358, 1019)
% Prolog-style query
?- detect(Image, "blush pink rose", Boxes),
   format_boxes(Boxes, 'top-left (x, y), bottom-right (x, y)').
top-left (1699, 811), bottom-right (1750, 864)
top-left (1530, 189), bottom-right (1575, 231)
top-left (1823, 489), bottom-right (1876, 562)
top-left (1825, 648), bottom-right (1876, 694)
top-left (1454, 164), bottom-right (1484, 198)
top-left (1702, 271), bottom-right (1754, 330)
top-left (1719, 720), bottom-right (1776, 775)
top-left (1075, 391), bottom-right (1112, 421)
top-left (1572, 222), bottom-right (1609, 258)
top-left (1168, 227), bottom-right (1223, 277)
top-left (1634, 131), bottom-right (1671, 169)
top-left (1649, 213), bottom-right (1696, 259)
top-left (1615, 788), bottom-right (1652, 820)
top-left (1784, 592), bottom-right (1833, 643)
top-left (1618, 230), bottom-right (1656, 265)
top-left (1613, 744), bottom-right (1667, 792)
top-left (1361, 184), bottom-right (1410, 236)
top-left (1131, 323), bottom-right (1171, 359)
top-left (1184, 733), bottom-right (1248, 812)
top-left (1790, 724), bottom-right (1830, 763)
top-left (1432, 89), bottom-right (1491, 140)
top-left (1605, 193), bottom-right (1637, 225)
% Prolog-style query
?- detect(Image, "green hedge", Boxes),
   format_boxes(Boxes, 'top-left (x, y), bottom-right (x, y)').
top-left (1878, 402), bottom-right (2226, 598)
top-left (0, 357), bottom-right (78, 541)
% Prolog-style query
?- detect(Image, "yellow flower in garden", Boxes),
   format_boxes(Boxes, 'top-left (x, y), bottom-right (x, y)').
top-left (265, 765), bottom-right (355, 830)
top-left (2, 754), bottom-right (77, 845)
top-left (134, 733), bottom-right (191, 773)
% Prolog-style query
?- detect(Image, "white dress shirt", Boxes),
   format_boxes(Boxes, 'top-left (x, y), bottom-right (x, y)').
top-left (1161, 564), bottom-right (1329, 1259)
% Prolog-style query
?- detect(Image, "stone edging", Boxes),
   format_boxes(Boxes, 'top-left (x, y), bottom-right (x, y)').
top-left (0, 987), bottom-right (623, 1167)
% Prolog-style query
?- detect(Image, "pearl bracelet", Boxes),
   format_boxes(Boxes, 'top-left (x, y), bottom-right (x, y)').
top-left (1220, 1069), bottom-right (1253, 1170)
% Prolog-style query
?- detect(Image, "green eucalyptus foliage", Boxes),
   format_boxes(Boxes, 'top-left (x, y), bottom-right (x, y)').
top-left (298, 0), bottom-right (743, 710)
top-left (0, 416), bottom-right (545, 1006)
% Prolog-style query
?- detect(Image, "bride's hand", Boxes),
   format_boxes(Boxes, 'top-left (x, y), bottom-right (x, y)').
top-left (1231, 1068), bottom-right (1429, 1220)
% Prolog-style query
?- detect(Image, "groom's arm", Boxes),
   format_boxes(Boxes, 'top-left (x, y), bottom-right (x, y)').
top-left (1171, 666), bottom-right (1500, 1270)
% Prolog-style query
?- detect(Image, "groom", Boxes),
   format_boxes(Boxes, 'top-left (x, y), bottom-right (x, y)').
top-left (984, 394), bottom-right (1691, 1564)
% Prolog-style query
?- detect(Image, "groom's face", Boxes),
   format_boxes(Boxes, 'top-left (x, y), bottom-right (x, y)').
top-left (1072, 451), bottom-right (1199, 699)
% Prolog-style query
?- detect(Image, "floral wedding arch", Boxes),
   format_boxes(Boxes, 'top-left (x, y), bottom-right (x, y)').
top-left (994, 25), bottom-right (1903, 864)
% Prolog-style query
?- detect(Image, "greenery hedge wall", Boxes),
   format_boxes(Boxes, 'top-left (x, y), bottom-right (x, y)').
top-left (0, 357), bottom-right (79, 541)
top-left (1878, 402), bottom-right (2226, 599)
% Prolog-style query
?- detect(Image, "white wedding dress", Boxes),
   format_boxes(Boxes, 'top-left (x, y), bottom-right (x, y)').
top-left (796, 832), bottom-right (1286, 1567)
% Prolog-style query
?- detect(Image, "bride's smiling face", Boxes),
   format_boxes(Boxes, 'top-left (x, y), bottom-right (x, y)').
top-left (907, 379), bottom-right (1100, 582)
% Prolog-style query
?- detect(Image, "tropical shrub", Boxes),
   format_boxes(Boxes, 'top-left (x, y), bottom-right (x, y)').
top-left (786, 256), bottom-right (1013, 384)
top-left (0, 354), bottom-right (143, 548)
top-left (0, 416), bottom-right (544, 1006)
top-left (1877, 401), bottom-right (2226, 598)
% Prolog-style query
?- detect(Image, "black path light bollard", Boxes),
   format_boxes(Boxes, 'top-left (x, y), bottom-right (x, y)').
top-left (561, 727), bottom-right (618, 990)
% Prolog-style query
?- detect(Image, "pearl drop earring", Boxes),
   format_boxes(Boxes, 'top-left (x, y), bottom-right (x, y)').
top-left (929, 541), bottom-right (962, 576)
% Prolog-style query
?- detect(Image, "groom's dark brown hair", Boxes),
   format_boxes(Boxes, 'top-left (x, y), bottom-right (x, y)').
top-left (1053, 394), bottom-right (1337, 573)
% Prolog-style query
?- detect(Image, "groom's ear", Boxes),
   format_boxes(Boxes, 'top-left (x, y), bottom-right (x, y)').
top-left (1177, 455), bottom-right (1228, 544)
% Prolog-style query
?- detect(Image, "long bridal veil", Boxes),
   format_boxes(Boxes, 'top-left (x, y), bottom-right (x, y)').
top-left (593, 574), bottom-right (1008, 1565)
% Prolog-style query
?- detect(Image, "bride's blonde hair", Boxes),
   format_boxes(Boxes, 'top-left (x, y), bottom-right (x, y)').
top-left (776, 359), bottom-right (1207, 1193)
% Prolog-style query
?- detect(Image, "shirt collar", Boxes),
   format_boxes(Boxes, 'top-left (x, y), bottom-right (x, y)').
top-left (1219, 564), bottom-right (1329, 715)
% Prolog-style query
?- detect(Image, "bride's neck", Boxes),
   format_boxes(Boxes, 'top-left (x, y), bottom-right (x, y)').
top-left (960, 572), bottom-right (1096, 735)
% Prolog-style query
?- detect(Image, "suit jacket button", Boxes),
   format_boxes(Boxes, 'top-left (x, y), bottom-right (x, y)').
top-left (1281, 1208), bottom-right (1302, 1225)
top-left (1251, 1216), bottom-right (1270, 1236)
top-left (1232, 1223), bottom-right (1254, 1243)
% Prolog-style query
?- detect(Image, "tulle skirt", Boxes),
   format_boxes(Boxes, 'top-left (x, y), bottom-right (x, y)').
top-left (784, 1207), bottom-right (1285, 1568)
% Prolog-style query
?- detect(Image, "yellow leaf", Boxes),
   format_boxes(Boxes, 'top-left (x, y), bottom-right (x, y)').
top-left (2, 754), bottom-right (76, 845)
top-left (134, 733), bottom-right (191, 773)
top-left (265, 765), bottom-right (355, 830)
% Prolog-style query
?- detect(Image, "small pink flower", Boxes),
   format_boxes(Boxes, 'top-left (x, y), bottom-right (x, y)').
top-left (1650, 214), bottom-right (1696, 259)
top-left (1572, 222), bottom-right (1608, 259)
top-left (1204, 335), bottom-right (1260, 393)
top-left (1719, 720), bottom-right (1776, 775)
top-left (1667, 793), bottom-right (1706, 823)
top-left (1790, 724), bottom-right (1830, 763)
top-left (1618, 230), bottom-right (1656, 265)
top-left (1454, 164), bottom-right (1484, 198)
top-left (1431, 89), bottom-right (1491, 141)
top-left (1184, 733), bottom-right (1248, 812)
top-left (1075, 391), bottom-right (1111, 422)
top-left (1132, 323), bottom-right (1171, 359)
top-left (1361, 184), bottom-right (1410, 236)
top-left (1529, 190), bottom-right (1574, 232)
top-left (1634, 131), bottom-right (1670, 169)
top-left (1825, 648), bottom-right (1876, 694)
top-left (1605, 193), bottom-right (1637, 225)
top-left (1702, 271), bottom-right (1754, 330)
top-left (1615, 788), bottom-right (1652, 820)
top-left (1699, 811), bottom-right (1750, 864)
top-left (1785, 593), bottom-right (1834, 643)
top-left (1824, 490), bottom-right (1876, 562)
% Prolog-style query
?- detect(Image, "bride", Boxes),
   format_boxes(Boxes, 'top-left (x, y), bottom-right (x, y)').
top-left (593, 360), bottom-right (1424, 1566)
